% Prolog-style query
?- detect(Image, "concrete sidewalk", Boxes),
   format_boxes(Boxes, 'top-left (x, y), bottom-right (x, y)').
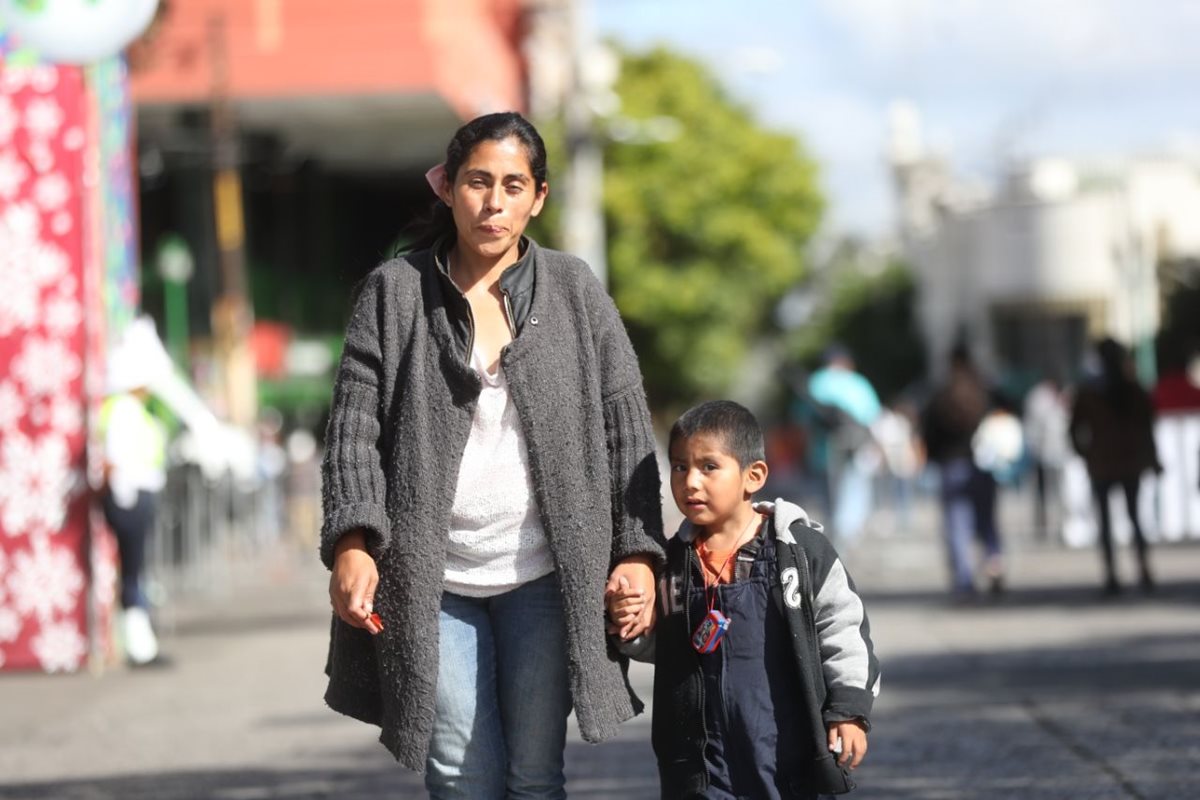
top-left (1, 495), bottom-right (1198, 799)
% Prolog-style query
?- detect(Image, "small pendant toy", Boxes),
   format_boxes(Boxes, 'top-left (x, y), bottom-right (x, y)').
top-left (691, 608), bottom-right (730, 653)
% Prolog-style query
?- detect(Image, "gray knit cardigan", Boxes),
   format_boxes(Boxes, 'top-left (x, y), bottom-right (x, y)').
top-left (319, 240), bottom-right (665, 770)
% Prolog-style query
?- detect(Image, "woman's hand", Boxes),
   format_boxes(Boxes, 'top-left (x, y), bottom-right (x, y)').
top-left (605, 555), bottom-right (657, 640)
top-left (330, 530), bottom-right (382, 635)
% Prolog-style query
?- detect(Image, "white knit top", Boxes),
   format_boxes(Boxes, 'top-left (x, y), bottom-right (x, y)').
top-left (443, 346), bottom-right (554, 597)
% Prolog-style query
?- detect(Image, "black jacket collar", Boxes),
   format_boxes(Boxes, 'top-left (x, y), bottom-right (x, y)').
top-left (432, 235), bottom-right (537, 345)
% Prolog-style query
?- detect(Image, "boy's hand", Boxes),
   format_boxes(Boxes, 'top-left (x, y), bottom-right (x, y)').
top-left (605, 575), bottom-right (645, 635)
top-left (606, 556), bottom-right (657, 640)
top-left (828, 719), bottom-right (868, 770)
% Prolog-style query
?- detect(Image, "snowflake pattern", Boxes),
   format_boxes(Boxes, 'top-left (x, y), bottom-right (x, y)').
top-left (0, 430), bottom-right (75, 536)
top-left (0, 150), bottom-right (27, 199)
top-left (63, 126), bottom-right (85, 152)
top-left (7, 536), bottom-right (85, 623)
top-left (33, 173), bottom-right (70, 211)
top-left (31, 619), bottom-right (86, 673)
top-left (48, 396), bottom-right (83, 436)
top-left (41, 293), bottom-right (82, 339)
top-left (11, 336), bottom-right (81, 399)
top-left (0, 202), bottom-right (74, 336)
top-left (0, 97), bottom-right (17, 143)
top-left (51, 211), bottom-right (72, 235)
top-left (0, 382), bottom-right (25, 432)
top-left (0, 66), bottom-right (58, 96)
top-left (24, 98), bottom-right (64, 141)
top-left (1, 62), bottom-right (96, 674)
top-left (0, 607), bottom-right (19, 643)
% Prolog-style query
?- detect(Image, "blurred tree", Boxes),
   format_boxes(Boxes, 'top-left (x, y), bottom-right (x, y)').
top-left (568, 46), bottom-right (823, 413)
top-left (784, 245), bottom-right (926, 403)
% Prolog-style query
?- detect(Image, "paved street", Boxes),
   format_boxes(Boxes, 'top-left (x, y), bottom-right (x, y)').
top-left (1, 492), bottom-right (1198, 799)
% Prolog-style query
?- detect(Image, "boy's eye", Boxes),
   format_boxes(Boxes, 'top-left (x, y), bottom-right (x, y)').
top-left (505, 184), bottom-right (523, 196)
top-left (670, 464), bottom-right (686, 473)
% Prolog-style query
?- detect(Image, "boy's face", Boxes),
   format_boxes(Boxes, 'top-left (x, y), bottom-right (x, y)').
top-left (669, 432), bottom-right (767, 528)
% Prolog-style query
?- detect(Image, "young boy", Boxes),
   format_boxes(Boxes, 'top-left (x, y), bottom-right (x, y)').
top-left (608, 400), bottom-right (880, 799)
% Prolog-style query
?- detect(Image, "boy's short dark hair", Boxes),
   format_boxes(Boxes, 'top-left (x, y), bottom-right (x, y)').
top-left (669, 400), bottom-right (766, 468)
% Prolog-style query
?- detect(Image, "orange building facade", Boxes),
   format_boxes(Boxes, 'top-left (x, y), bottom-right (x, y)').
top-left (130, 0), bottom-right (529, 170)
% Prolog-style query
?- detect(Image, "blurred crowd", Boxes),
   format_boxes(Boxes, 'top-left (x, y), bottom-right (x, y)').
top-left (765, 337), bottom-right (1200, 601)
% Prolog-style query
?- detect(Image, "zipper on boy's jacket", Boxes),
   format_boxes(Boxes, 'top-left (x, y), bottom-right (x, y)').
top-left (683, 544), bottom-right (710, 792)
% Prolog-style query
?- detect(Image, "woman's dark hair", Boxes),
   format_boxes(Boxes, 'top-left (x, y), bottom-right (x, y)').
top-left (669, 400), bottom-right (766, 469)
top-left (398, 112), bottom-right (548, 254)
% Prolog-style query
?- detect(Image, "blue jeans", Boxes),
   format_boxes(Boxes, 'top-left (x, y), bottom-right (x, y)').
top-left (426, 572), bottom-right (572, 800)
top-left (939, 458), bottom-right (1001, 593)
top-left (832, 459), bottom-right (873, 545)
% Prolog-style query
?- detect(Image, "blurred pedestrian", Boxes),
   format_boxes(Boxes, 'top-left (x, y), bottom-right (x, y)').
top-left (1023, 375), bottom-right (1071, 540)
top-left (921, 345), bottom-right (1004, 600)
top-left (807, 345), bottom-right (882, 546)
top-left (320, 112), bottom-right (664, 798)
top-left (1069, 338), bottom-right (1160, 595)
top-left (1151, 341), bottom-right (1200, 413)
top-left (98, 319), bottom-right (170, 666)
top-left (872, 400), bottom-right (925, 535)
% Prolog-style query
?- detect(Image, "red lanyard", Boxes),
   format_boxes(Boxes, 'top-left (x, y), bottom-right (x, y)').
top-left (695, 513), bottom-right (760, 612)
top-left (697, 544), bottom-right (740, 613)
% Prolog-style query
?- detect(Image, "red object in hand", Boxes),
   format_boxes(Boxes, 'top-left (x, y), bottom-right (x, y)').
top-left (369, 612), bottom-right (384, 630)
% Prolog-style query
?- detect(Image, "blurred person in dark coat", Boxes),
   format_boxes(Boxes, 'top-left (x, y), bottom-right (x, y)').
top-left (1069, 338), bottom-right (1160, 595)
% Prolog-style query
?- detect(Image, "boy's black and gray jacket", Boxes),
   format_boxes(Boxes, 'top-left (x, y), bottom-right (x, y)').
top-left (320, 238), bottom-right (665, 770)
top-left (625, 499), bottom-right (880, 797)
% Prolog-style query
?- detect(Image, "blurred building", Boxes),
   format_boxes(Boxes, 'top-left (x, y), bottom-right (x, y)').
top-left (128, 0), bottom-right (533, 341)
top-left (127, 0), bottom-right (563, 426)
top-left (889, 102), bottom-right (1200, 386)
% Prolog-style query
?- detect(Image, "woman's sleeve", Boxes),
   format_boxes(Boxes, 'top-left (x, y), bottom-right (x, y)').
top-left (592, 283), bottom-right (666, 568)
top-left (318, 270), bottom-right (391, 569)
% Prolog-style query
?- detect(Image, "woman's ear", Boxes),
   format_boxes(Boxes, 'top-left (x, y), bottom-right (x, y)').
top-left (531, 181), bottom-right (549, 217)
top-left (426, 163), bottom-right (451, 205)
top-left (438, 176), bottom-right (454, 207)
top-left (744, 460), bottom-right (769, 496)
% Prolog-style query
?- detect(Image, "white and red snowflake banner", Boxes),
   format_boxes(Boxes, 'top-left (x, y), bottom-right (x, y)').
top-left (0, 61), bottom-right (92, 672)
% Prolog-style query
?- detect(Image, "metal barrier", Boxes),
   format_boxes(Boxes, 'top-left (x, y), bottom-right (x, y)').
top-left (144, 453), bottom-right (320, 603)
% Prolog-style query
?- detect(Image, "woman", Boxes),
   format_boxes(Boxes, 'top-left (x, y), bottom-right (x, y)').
top-left (320, 112), bottom-right (664, 798)
top-left (1069, 338), bottom-right (1159, 595)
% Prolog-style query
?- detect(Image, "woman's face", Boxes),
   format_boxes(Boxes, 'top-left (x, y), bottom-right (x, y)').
top-left (440, 136), bottom-right (547, 262)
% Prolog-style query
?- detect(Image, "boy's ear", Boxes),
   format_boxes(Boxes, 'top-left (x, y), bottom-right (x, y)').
top-left (744, 459), bottom-right (769, 496)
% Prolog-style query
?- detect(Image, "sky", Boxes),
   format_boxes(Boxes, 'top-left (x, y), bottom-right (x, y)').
top-left (595, 0), bottom-right (1200, 237)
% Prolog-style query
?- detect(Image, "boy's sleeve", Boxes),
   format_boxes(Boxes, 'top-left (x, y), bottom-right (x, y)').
top-left (808, 533), bottom-right (881, 729)
top-left (612, 632), bottom-right (656, 663)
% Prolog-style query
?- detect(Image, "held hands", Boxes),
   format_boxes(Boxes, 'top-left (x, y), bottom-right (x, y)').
top-left (828, 719), bottom-right (868, 770)
top-left (604, 556), bottom-right (656, 640)
top-left (330, 530), bottom-right (383, 635)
